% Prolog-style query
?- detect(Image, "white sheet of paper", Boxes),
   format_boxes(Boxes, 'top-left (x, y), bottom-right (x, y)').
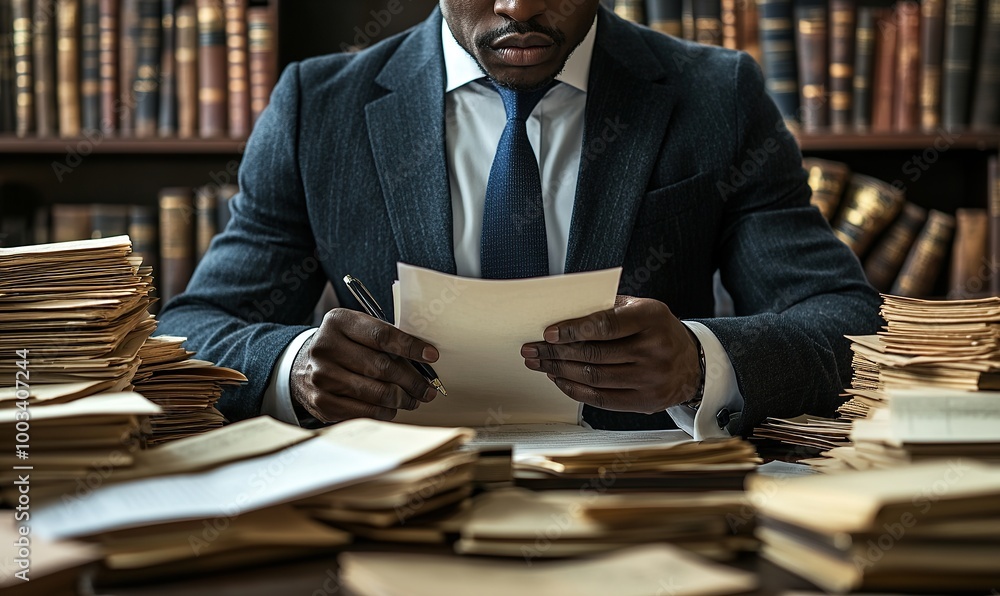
top-left (468, 423), bottom-right (691, 459)
top-left (886, 388), bottom-right (1000, 442)
top-left (392, 264), bottom-right (620, 427)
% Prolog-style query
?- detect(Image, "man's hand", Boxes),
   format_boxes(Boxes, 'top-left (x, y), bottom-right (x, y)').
top-left (291, 308), bottom-right (440, 423)
top-left (521, 296), bottom-right (702, 414)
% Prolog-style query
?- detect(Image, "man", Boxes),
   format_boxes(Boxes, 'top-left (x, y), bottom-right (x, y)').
top-left (157, 0), bottom-right (882, 438)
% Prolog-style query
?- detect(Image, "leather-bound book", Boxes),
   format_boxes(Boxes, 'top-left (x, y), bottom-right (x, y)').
top-left (828, 0), bottom-right (854, 133)
top-left (119, 0), bottom-right (139, 136)
top-left (645, 0), bottom-right (683, 36)
top-left (693, 0), bottom-right (722, 45)
top-left (159, 0), bottom-right (178, 136)
top-left (682, 0), bottom-right (695, 39)
top-left (51, 204), bottom-right (92, 242)
top-left (247, 5), bottom-right (275, 125)
top-left (194, 185), bottom-right (217, 262)
top-left (970, 0), bottom-right (1000, 131)
top-left (893, 1), bottom-right (920, 132)
top-left (0, 1), bottom-right (13, 133)
top-left (99, 0), bottom-right (117, 134)
top-left (81, 0), bottom-right (101, 133)
top-left (89, 203), bottom-right (129, 238)
top-left (33, 1), bottom-right (58, 137)
top-left (129, 204), bottom-right (159, 280)
top-left (794, 0), bottom-right (827, 133)
top-left (831, 174), bottom-right (906, 258)
top-left (197, 0), bottom-right (227, 138)
top-left (176, 3), bottom-right (198, 138)
top-left (804, 158), bottom-right (851, 221)
top-left (721, 0), bottom-right (738, 48)
top-left (757, 0), bottom-right (799, 121)
top-left (614, 0), bottom-right (645, 22)
top-left (863, 202), bottom-right (928, 292)
top-left (12, 0), bottom-right (34, 137)
top-left (225, 0), bottom-right (249, 138)
top-left (919, 0), bottom-right (945, 132)
top-left (990, 157), bottom-right (1000, 296)
top-left (738, 0), bottom-right (762, 65)
top-left (891, 210), bottom-right (956, 298)
top-left (216, 183), bottom-right (238, 231)
top-left (941, 0), bottom-right (981, 131)
top-left (56, 0), bottom-right (81, 138)
top-left (159, 187), bottom-right (195, 306)
top-left (870, 8), bottom-right (896, 133)
top-left (948, 208), bottom-right (989, 298)
top-left (852, 7), bottom-right (876, 131)
top-left (134, 0), bottom-right (161, 138)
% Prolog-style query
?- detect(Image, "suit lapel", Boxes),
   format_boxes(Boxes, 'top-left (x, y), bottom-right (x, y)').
top-left (565, 10), bottom-right (679, 274)
top-left (365, 8), bottom-right (457, 275)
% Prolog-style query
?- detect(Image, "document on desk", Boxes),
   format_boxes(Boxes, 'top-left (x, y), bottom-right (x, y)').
top-left (391, 264), bottom-right (621, 427)
top-left (885, 388), bottom-right (1000, 442)
top-left (468, 423), bottom-right (691, 457)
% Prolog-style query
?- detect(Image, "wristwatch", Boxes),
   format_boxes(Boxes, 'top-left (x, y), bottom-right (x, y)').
top-left (683, 334), bottom-right (707, 411)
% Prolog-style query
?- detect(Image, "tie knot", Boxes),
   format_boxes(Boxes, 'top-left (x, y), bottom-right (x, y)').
top-left (490, 81), bottom-right (556, 122)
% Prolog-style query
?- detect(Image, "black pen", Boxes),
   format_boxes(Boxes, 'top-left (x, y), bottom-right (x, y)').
top-left (342, 274), bottom-right (448, 396)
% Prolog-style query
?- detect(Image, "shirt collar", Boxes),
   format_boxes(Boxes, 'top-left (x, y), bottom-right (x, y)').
top-left (442, 16), bottom-right (596, 93)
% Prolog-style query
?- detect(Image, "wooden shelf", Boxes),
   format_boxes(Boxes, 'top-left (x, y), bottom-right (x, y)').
top-left (0, 136), bottom-right (247, 155)
top-left (797, 131), bottom-right (1000, 152)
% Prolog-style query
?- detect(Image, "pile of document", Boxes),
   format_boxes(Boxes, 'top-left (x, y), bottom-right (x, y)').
top-left (341, 543), bottom-right (757, 596)
top-left (751, 415), bottom-right (852, 452)
top-left (454, 488), bottom-right (753, 561)
top-left (133, 336), bottom-right (246, 444)
top-left (0, 518), bottom-right (101, 596)
top-left (751, 460), bottom-right (1000, 593)
top-left (30, 419), bottom-right (477, 582)
top-left (0, 236), bottom-right (157, 392)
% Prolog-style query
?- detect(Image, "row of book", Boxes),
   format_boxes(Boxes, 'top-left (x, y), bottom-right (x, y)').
top-left (608, 0), bottom-right (1000, 133)
top-left (806, 156), bottom-right (1000, 298)
top-left (0, 0), bottom-right (278, 140)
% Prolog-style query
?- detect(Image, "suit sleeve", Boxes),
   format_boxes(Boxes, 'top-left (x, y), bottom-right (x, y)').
top-left (693, 52), bottom-right (883, 435)
top-left (155, 62), bottom-right (328, 422)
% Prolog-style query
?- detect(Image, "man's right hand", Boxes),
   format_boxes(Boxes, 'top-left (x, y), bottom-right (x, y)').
top-left (290, 308), bottom-right (440, 424)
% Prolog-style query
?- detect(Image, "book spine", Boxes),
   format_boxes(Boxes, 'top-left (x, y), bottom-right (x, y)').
top-left (194, 185), bottom-right (217, 261)
top-left (721, 0), bottom-right (737, 48)
top-left (891, 210), bottom-right (956, 298)
top-left (33, 206), bottom-right (50, 245)
top-left (129, 204), bottom-right (159, 279)
top-left (831, 174), bottom-right (906, 257)
top-left (216, 183), bottom-right (238, 231)
top-left (98, 0), bottom-right (117, 134)
top-left (941, 0), bottom-right (981, 131)
top-left (0, 0), bottom-right (13, 133)
top-left (12, 0), bottom-right (34, 137)
top-left (851, 7), bottom-right (876, 131)
top-left (119, 0), bottom-right (139, 136)
top-left (158, 0), bottom-right (177, 136)
top-left (56, 0), bottom-right (81, 138)
top-left (614, 0), bottom-right (645, 22)
top-left (948, 208), bottom-right (989, 298)
top-left (893, 1), bottom-right (919, 132)
top-left (738, 0), bottom-right (762, 65)
top-left (990, 157), bottom-right (1000, 296)
top-left (50, 204), bottom-right (92, 241)
top-left (919, 0), bottom-right (945, 132)
top-left (89, 203), bottom-right (129, 238)
top-left (158, 187), bottom-right (195, 305)
top-left (970, 0), bottom-right (1000, 131)
top-left (828, 0), bottom-right (854, 133)
top-left (134, 0), bottom-right (161, 138)
top-left (247, 6), bottom-right (274, 125)
top-left (870, 8), bottom-right (896, 134)
top-left (795, 0), bottom-right (828, 133)
top-left (81, 0), bottom-right (101, 133)
top-left (863, 202), bottom-right (928, 292)
top-left (176, 3), bottom-right (197, 138)
top-left (693, 0), bottom-right (722, 46)
top-left (804, 158), bottom-right (851, 221)
top-left (225, 0), bottom-right (248, 138)
top-left (757, 0), bottom-right (799, 121)
top-left (197, 0), bottom-right (227, 138)
top-left (645, 0), bottom-right (683, 36)
top-left (33, 1), bottom-right (58, 137)
top-left (682, 0), bottom-right (695, 39)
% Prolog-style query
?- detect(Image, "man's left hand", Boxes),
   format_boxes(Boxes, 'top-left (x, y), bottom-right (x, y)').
top-left (521, 296), bottom-right (702, 414)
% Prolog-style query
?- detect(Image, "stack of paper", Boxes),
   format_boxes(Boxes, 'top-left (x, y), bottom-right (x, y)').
top-left (132, 336), bottom-right (247, 444)
top-left (0, 518), bottom-right (101, 596)
top-left (751, 416), bottom-right (852, 452)
top-left (454, 488), bottom-right (753, 561)
top-left (0, 236), bottom-right (157, 392)
top-left (751, 460), bottom-right (1000, 593)
top-left (0, 392), bottom-right (161, 496)
top-left (341, 543), bottom-right (758, 596)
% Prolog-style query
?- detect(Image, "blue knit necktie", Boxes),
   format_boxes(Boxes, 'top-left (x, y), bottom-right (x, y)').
top-left (481, 81), bottom-right (554, 279)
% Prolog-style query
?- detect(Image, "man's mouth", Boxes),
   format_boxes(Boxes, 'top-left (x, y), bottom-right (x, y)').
top-left (489, 33), bottom-right (558, 67)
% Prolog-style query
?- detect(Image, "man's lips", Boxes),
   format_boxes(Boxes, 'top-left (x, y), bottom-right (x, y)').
top-left (488, 33), bottom-right (557, 67)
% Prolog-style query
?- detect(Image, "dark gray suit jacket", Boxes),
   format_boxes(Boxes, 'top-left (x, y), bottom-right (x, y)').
top-left (156, 6), bottom-right (882, 434)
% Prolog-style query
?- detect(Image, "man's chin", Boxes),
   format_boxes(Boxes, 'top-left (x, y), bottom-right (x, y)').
top-left (482, 62), bottom-right (565, 92)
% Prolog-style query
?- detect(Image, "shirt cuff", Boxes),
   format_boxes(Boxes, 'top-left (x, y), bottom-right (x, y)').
top-left (667, 321), bottom-right (745, 439)
top-left (260, 328), bottom-right (319, 426)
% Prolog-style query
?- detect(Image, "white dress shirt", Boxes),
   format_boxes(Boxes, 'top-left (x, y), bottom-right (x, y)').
top-left (262, 17), bottom-right (745, 439)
